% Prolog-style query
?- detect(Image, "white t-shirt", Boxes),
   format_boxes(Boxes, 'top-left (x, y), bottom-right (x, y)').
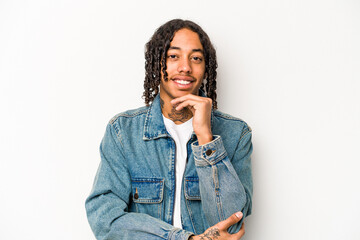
top-left (162, 115), bottom-right (193, 229)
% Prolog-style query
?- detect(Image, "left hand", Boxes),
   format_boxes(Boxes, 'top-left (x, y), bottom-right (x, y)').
top-left (171, 94), bottom-right (213, 145)
top-left (190, 212), bottom-right (245, 240)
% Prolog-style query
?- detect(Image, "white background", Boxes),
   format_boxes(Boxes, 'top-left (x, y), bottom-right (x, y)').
top-left (1, 0), bottom-right (359, 239)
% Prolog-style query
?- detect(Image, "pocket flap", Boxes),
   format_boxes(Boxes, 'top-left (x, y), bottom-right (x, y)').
top-left (131, 177), bottom-right (164, 203)
top-left (184, 177), bottom-right (201, 200)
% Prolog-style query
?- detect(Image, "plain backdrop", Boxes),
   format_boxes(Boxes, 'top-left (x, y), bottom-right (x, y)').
top-left (1, 0), bottom-right (359, 239)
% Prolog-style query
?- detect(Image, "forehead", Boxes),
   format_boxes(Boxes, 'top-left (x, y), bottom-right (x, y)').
top-left (169, 28), bottom-right (203, 50)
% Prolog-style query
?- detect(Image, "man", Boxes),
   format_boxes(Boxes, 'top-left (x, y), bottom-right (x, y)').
top-left (86, 19), bottom-right (253, 240)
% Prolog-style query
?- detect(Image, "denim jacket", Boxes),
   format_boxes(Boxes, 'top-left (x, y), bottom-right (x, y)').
top-left (85, 94), bottom-right (253, 240)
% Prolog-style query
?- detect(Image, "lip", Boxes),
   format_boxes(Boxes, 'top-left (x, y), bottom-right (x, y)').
top-left (171, 78), bottom-right (195, 90)
top-left (171, 75), bottom-right (195, 81)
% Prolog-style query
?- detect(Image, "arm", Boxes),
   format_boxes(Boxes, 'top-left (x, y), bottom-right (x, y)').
top-left (191, 127), bottom-right (253, 234)
top-left (172, 94), bottom-right (253, 234)
top-left (85, 123), bottom-right (194, 240)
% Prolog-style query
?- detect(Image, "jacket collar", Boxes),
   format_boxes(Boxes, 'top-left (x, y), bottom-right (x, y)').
top-left (142, 91), bottom-right (214, 140)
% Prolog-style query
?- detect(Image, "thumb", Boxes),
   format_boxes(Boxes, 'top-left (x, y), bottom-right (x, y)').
top-left (221, 212), bottom-right (243, 229)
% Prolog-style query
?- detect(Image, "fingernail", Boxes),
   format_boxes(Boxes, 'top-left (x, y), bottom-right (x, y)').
top-left (235, 212), bottom-right (243, 219)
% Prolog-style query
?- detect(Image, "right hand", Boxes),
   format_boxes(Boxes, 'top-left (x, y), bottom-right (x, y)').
top-left (189, 212), bottom-right (245, 240)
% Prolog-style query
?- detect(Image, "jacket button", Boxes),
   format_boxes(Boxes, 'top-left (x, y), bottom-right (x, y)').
top-left (205, 149), bottom-right (213, 156)
top-left (134, 193), bottom-right (139, 199)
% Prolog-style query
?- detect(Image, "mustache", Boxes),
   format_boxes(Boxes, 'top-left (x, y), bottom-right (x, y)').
top-left (169, 74), bottom-right (196, 81)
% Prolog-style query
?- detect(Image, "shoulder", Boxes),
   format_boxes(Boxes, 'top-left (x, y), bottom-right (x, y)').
top-left (109, 106), bottom-right (149, 125)
top-left (212, 109), bottom-right (251, 129)
top-left (106, 106), bottom-right (149, 139)
top-left (212, 109), bottom-right (252, 139)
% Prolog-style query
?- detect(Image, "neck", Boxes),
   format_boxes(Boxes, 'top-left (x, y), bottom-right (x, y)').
top-left (160, 97), bottom-right (192, 124)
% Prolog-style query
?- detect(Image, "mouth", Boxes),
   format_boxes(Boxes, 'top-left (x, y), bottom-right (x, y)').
top-left (171, 76), bottom-right (195, 86)
top-left (173, 79), bottom-right (192, 85)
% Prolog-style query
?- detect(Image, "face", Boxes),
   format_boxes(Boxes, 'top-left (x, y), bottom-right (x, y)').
top-left (159, 28), bottom-right (206, 102)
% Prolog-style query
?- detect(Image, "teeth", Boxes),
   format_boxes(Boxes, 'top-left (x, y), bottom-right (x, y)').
top-left (175, 80), bottom-right (191, 85)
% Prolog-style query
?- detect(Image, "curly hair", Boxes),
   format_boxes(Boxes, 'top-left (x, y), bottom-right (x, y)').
top-left (143, 19), bottom-right (218, 109)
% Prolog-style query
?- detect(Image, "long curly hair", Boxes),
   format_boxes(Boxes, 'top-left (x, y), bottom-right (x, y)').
top-left (143, 19), bottom-right (218, 109)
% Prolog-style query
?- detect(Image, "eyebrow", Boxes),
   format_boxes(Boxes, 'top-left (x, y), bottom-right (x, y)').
top-left (168, 46), bottom-right (204, 53)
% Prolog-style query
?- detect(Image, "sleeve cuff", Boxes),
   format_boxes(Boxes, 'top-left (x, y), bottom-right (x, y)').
top-left (191, 135), bottom-right (227, 166)
top-left (168, 228), bottom-right (195, 240)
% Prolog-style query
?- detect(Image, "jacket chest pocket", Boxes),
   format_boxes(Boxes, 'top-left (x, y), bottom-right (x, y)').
top-left (131, 177), bottom-right (164, 219)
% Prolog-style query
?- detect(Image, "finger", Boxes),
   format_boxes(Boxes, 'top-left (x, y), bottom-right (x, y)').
top-left (175, 100), bottom-right (198, 111)
top-left (171, 94), bottom-right (207, 105)
top-left (220, 212), bottom-right (243, 229)
top-left (234, 222), bottom-right (245, 239)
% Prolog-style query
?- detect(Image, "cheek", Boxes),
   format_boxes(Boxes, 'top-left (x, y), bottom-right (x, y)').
top-left (196, 65), bottom-right (206, 79)
top-left (161, 63), bottom-right (175, 80)
top-left (166, 62), bottom-right (177, 72)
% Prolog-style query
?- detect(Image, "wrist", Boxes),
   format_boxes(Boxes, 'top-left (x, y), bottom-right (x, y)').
top-left (197, 133), bottom-right (213, 145)
top-left (188, 235), bottom-right (200, 240)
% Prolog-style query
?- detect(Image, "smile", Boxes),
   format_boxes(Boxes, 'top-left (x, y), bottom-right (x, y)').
top-left (174, 79), bottom-right (192, 85)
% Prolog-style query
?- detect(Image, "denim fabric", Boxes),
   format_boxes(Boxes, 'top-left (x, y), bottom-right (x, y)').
top-left (85, 94), bottom-right (253, 240)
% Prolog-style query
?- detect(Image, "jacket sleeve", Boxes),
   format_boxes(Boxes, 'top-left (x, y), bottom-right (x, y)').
top-left (85, 123), bottom-right (194, 240)
top-left (191, 124), bottom-right (253, 234)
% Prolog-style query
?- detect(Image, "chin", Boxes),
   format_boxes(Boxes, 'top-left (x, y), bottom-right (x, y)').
top-left (173, 90), bottom-right (198, 98)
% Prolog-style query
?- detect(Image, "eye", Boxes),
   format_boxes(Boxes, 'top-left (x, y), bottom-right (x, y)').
top-left (168, 54), bottom-right (178, 59)
top-left (192, 56), bottom-right (203, 62)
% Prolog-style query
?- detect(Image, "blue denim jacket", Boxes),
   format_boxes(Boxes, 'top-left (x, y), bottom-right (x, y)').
top-left (85, 94), bottom-right (253, 240)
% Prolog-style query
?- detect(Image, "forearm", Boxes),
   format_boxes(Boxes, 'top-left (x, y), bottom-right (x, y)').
top-left (191, 135), bottom-right (253, 233)
top-left (86, 194), bottom-right (193, 240)
top-left (85, 161), bottom-right (193, 240)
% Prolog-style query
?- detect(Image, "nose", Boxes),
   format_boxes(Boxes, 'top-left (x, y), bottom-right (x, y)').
top-left (177, 58), bottom-right (192, 74)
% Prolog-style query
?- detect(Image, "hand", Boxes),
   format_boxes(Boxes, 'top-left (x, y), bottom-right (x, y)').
top-left (189, 212), bottom-right (245, 240)
top-left (171, 94), bottom-right (213, 145)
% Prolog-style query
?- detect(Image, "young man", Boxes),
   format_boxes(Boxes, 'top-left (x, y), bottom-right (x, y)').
top-left (86, 19), bottom-right (253, 240)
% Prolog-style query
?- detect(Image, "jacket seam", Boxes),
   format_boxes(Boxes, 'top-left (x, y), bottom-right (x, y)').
top-left (107, 123), bottom-right (131, 180)
top-left (213, 111), bottom-right (245, 122)
top-left (111, 122), bottom-right (125, 149)
top-left (239, 130), bottom-right (252, 142)
top-left (109, 108), bottom-right (148, 124)
top-left (183, 178), bottom-right (198, 234)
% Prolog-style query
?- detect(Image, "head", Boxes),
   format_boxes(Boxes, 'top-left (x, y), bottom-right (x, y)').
top-left (143, 19), bottom-right (218, 109)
